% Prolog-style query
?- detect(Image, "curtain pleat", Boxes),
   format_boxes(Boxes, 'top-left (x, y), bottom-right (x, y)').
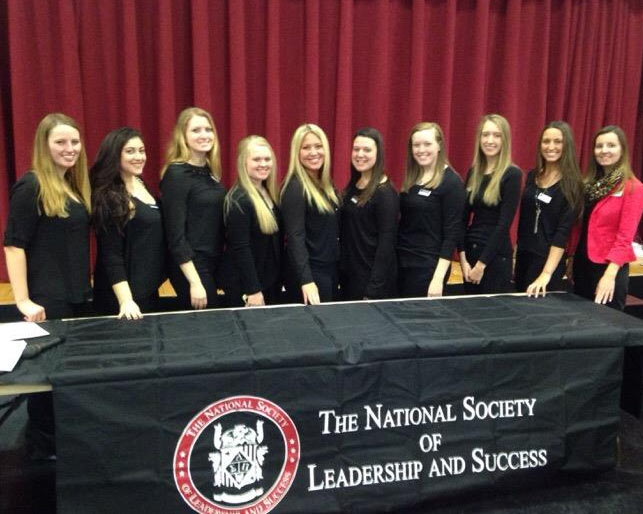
top-left (1, 0), bottom-right (642, 281)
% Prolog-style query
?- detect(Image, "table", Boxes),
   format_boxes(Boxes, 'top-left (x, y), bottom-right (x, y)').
top-left (3, 293), bottom-right (643, 514)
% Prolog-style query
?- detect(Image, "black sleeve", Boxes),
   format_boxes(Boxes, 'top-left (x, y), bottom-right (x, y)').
top-left (226, 194), bottom-right (262, 295)
top-left (160, 166), bottom-right (193, 265)
top-left (365, 184), bottom-right (399, 298)
top-left (281, 178), bottom-right (313, 286)
top-left (550, 197), bottom-right (575, 249)
top-left (440, 170), bottom-right (467, 260)
top-left (4, 172), bottom-right (40, 248)
top-left (96, 221), bottom-right (128, 286)
top-left (479, 166), bottom-right (522, 264)
top-left (458, 169), bottom-right (473, 253)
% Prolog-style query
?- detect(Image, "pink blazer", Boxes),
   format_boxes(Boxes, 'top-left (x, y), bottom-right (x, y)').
top-left (587, 177), bottom-right (643, 265)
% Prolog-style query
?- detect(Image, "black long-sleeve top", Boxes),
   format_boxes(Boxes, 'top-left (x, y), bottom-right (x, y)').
top-left (341, 181), bottom-right (399, 298)
top-left (280, 175), bottom-right (339, 286)
top-left (93, 197), bottom-right (166, 304)
top-left (3, 171), bottom-right (91, 303)
top-left (397, 167), bottom-right (466, 268)
top-left (160, 163), bottom-right (226, 271)
top-left (461, 165), bottom-right (522, 263)
top-left (517, 169), bottom-right (576, 257)
top-left (224, 188), bottom-right (282, 296)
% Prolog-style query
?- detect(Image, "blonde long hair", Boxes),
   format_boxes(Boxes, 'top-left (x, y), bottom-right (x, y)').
top-left (225, 136), bottom-right (279, 234)
top-left (32, 113), bottom-right (90, 217)
top-left (281, 123), bottom-right (338, 213)
top-left (402, 122), bottom-right (449, 192)
top-left (466, 114), bottom-right (513, 206)
top-left (161, 107), bottom-right (222, 179)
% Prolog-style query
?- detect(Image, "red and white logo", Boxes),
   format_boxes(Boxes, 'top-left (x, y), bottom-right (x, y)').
top-left (174, 396), bottom-right (300, 513)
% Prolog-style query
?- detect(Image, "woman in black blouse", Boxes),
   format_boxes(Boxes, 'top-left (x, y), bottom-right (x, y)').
top-left (223, 136), bottom-right (282, 307)
top-left (459, 114), bottom-right (522, 294)
top-left (4, 112), bottom-right (91, 459)
top-left (160, 107), bottom-right (226, 310)
top-left (397, 122), bottom-right (466, 297)
top-left (91, 127), bottom-right (165, 318)
top-left (4, 112), bottom-right (91, 321)
top-left (281, 123), bottom-right (340, 304)
top-left (341, 127), bottom-right (399, 300)
top-left (515, 121), bottom-right (583, 296)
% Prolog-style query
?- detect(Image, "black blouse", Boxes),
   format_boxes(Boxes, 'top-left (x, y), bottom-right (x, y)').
top-left (3, 171), bottom-right (91, 303)
top-left (224, 188), bottom-right (282, 296)
top-left (160, 163), bottom-right (226, 271)
top-left (93, 197), bottom-right (166, 304)
top-left (517, 170), bottom-right (576, 257)
top-left (280, 175), bottom-right (339, 286)
top-left (341, 181), bottom-right (399, 298)
top-left (461, 165), bottom-right (522, 263)
top-left (397, 167), bottom-right (466, 268)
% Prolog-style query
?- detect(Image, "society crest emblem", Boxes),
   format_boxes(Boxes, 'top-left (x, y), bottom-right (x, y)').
top-left (174, 396), bottom-right (300, 514)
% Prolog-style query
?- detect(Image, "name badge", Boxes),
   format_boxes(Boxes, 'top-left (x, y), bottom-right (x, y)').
top-left (537, 192), bottom-right (552, 204)
top-left (149, 204), bottom-right (160, 209)
top-left (351, 196), bottom-right (359, 204)
top-left (418, 189), bottom-right (431, 197)
top-left (611, 191), bottom-right (623, 197)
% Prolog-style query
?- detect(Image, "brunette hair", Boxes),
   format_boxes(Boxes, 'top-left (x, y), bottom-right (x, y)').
top-left (585, 125), bottom-right (635, 193)
top-left (536, 121), bottom-right (583, 217)
top-left (91, 127), bottom-right (144, 232)
top-left (347, 127), bottom-right (387, 206)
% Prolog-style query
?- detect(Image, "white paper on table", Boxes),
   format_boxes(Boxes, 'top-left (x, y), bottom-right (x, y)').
top-left (0, 322), bottom-right (49, 341)
top-left (0, 339), bottom-right (27, 372)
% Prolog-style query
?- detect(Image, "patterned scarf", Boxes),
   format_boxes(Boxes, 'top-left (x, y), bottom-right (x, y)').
top-left (585, 167), bottom-right (624, 202)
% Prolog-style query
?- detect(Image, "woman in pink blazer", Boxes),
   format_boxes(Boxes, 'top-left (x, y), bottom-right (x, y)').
top-left (573, 126), bottom-right (643, 310)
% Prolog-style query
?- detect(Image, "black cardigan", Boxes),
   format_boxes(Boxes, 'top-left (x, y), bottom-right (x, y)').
top-left (223, 188), bottom-right (282, 297)
top-left (280, 175), bottom-right (339, 286)
top-left (341, 181), bottom-right (399, 299)
top-left (4, 171), bottom-right (91, 303)
top-left (461, 165), bottom-right (522, 263)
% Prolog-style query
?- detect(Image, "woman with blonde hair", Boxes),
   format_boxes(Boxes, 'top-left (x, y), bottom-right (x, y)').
top-left (459, 114), bottom-right (522, 294)
top-left (281, 123), bottom-right (340, 304)
top-left (515, 121), bottom-right (583, 296)
top-left (160, 107), bottom-right (226, 310)
top-left (573, 126), bottom-right (643, 310)
top-left (223, 135), bottom-right (282, 307)
top-left (397, 122), bottom-right (466, 297)
top-left (4, 112), bottom-right (91, 459)
top-left (4, 112), bottom-right (91, 321)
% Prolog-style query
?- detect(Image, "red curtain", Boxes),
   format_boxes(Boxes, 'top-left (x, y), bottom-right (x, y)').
top-left (1, 0), bottom-right (643, 281)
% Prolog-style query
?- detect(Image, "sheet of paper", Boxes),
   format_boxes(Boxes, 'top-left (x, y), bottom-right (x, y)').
top-left (0, 339), bottom-right (27, 372)
top-left (0, 322), bottom-right (49, 341)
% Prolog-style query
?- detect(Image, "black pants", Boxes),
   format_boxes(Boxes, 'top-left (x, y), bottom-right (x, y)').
top-left (573, 252), bottom-right (629, 311)
top-left (285, 262), bottom-right (338, 303)
top-left (514, 250), bottom-right (567, 293)
top-left (463, 242), bottom-right (514, 295)
top-left (225, 281), bottom-right (283, 307)
top-left (398, 258), bottom-right (450, 298)
top-left (168, 263), bottom-right (220, 310)
top-left (340, 269), bottom-right (397, 301)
